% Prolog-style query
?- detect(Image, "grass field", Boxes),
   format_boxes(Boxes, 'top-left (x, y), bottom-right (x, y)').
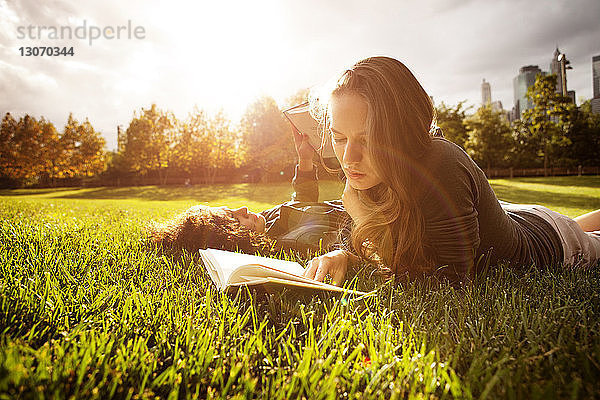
top-left (1, 176), bottom-right (599, 399)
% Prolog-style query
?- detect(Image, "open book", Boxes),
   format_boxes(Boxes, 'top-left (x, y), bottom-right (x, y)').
top-left (282, 101), bottom-right (337, 159)
top-left (199, 248), bottom-right (373, 296)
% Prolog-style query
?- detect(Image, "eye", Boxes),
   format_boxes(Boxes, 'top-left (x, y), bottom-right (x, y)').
top-left (332, 135), bottom-right (347, 144)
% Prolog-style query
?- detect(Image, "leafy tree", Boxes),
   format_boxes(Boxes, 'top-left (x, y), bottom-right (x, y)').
top-left (205, 110), bottom-right (238, 184)
top-left (121, 104), bottom-right (177, 184)
top-left (564, 100), bottom-right (600, 167)
top-left (465, 105), bottom-right (513, 170)
top-left (521, 74), bottom-right (574, 175)
top-left (0, 113), bottom-right (61, 183)
top-left (240, 96), bottom-right (296, 180)
top-left (0, 112), bottom-right (105, 186)
top-left (172, 108), bottom-right (213, 182)
top-left (12, 115), bottom-right (44, 180)
top-left (435, 101), bottom-right (471, 149)
top-left (508, 119), bottom-right (542, 168)
top-left (61, 114), bottom-right (106, 179)
top-left (0, 113), bottom-right (19, 180)
top-left (37, 118), bottom-right (63, 185)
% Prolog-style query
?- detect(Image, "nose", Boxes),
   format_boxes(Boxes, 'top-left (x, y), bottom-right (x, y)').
top-left (233, 206), bottom-right (248, 217)
top-left (343, 140), bottom-right (363, 165)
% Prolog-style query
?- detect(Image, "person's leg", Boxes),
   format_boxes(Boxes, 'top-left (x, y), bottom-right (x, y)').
top-left (529, 206), bottom-right (600, 267)
top-left (574, 209), bottom-right (600, 232)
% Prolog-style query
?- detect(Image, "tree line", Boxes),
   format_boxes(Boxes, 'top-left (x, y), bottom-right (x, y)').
top-left (438, 74), bottom-right (599, 173)
top-left (1, 74), bottom-right (599, 188)
top-left (0, 113), bottom-right (105, 187)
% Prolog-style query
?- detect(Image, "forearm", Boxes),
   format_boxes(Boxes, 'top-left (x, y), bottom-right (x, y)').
top-left (298, 158), bottom-right (313, 172)
top-left (291, 164), bottom-right (319, 202)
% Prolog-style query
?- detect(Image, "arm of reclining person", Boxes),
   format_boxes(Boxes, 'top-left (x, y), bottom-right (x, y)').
top-left (290, 124), bottom-right (319, 202)
top-left (291, 164), bottom-right (319, 202)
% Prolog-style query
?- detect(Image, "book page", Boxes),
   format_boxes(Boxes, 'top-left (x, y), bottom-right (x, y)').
top-left (198, 249), bottom-right (225, 289)
top-left (283, 102), bottom-right (336, 159)
top-left (201, 248), bottom-right (305, 287)
top-left (228, 264), bottom-right (320, 287)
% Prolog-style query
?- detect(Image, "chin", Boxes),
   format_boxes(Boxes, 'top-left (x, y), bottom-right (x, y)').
top-left (257, 216), bottom-right (267, 233)
top-left (348, 178), bottom-right (381, 191)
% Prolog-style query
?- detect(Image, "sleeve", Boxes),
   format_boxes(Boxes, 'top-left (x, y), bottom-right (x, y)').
top-left (421, 152), bottom-right (482, 282)
top-left (291, 164), bottom-right (319, 202)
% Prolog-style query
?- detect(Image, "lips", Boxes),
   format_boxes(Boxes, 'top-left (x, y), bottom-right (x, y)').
top-left (345, 169), bottom-right (365, 179)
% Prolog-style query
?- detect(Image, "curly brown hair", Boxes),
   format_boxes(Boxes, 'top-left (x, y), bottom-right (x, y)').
top-left (147, 205), bottom-right (275, 255)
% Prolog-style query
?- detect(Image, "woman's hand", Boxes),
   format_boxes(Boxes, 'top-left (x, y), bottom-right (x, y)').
top-left (303, 249), bottom-right (348, 286)
top-left (291, 125), bottom-right (315, 171)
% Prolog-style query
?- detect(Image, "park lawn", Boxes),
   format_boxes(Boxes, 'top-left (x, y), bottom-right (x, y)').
top-left (1, 176), bottom-right (599, 399)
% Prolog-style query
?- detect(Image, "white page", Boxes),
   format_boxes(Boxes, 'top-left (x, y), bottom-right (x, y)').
top-left (201, 248), bottom-right (305, 287)
top-left (228, 264), bottom-right (322, 286)
top-left (283, 102), bottom-right (336, 158)
top-left (198, 249), bottom-right (225, 289)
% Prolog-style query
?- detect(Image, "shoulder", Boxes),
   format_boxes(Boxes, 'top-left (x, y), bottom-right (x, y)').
top-left (421, 138), bottom-right (482, 184)
top-left (418, 138), bottom-right (484, 217)
top-left (428, 138), bottom-right (475, 167)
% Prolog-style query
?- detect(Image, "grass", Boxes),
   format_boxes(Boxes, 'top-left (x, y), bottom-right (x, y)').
top-left (1, 176), bottom-right (599, 399)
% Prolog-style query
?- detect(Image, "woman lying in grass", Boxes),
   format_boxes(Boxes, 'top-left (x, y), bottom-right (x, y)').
top-left (148, 200), bottom-right (350, 256)
top-left (297, 56), bottom-right (600, 285)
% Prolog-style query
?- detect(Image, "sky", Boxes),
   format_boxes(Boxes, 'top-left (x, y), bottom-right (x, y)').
top-left (1, 0), bottom-right (599, 150)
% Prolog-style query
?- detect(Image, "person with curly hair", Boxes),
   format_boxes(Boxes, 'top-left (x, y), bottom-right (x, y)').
top-left (148, 199), bottom-right (349, 256)
top-left (148, 205), bottom-right (276, 255)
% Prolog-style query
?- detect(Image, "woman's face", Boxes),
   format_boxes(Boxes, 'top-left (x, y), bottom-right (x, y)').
top-left (218, 206), bottom-right (266, 233)
top-left (330, 93), bottom-right (382, 190)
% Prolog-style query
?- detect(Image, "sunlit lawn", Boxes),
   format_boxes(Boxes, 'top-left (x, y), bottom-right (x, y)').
top-left (1, 176), bottom-right (599, 399)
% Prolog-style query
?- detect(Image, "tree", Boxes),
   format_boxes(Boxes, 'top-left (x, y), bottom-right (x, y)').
top-left (60, 114), bottom-right (106, 179)
top-left (464, 105), bottom-right (513, 170)
top-left (121, 104), bottom-right (177, 184)
top-left (0, 112), bottom-right (105, 187)
top-left (435, 101), bottom-right (471, 149)
top-left (12, 115), bottom-right (45, 180)
top-left (240, 96), bottom-right (296, 181)
top-left (0, 113), bottom-right (19, 180)
top-left (564, 100), bottom-right (600, 167)
top-left (508, 119), bottom-right (542, 168)
top-left (205, 110), bottom-right (238, 184)
top-left (172, 108), bottom-right (213, 182)
top-left (37, 118), bottom-right (63, 185)
top-left (521, 74), bottom-right (574, 175)
top-left (0, 113), bottom-right (61, 184)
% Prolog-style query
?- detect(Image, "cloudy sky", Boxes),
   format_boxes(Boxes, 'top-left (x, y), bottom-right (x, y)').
top-left (1, 0), bottom-right (599, 150)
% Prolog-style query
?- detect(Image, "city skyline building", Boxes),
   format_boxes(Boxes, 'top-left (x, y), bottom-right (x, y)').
top-left (513, 65), bottom-right (543, 118)
top-left (550, 48), bottom-right (565, 95)
top-left (593, 55), bottom-right (600, 99)
top-left (481, 78), bottom-right (491, 105)
top-left (592, 54), bottom-right (600, 114)
top-left (550, 47), bottom-right (576, 105)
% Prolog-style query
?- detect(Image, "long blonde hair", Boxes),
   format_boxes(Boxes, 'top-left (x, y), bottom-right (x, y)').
top-left (313, 56), bottom-right (437, 278)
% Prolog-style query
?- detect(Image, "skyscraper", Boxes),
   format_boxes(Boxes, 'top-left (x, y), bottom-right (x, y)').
top-left (513, 65), bottom-right (543, 118)
top-left (550, 47), bottom-right (575, 103)
top-left (593, 55), bottom-right (600, 99)
top-left (550, 47), bottom-right (564, 95)
top-left (481, 79), bottom-right (491, 105)
top-left (592, 55), bottom-right (600, 114)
